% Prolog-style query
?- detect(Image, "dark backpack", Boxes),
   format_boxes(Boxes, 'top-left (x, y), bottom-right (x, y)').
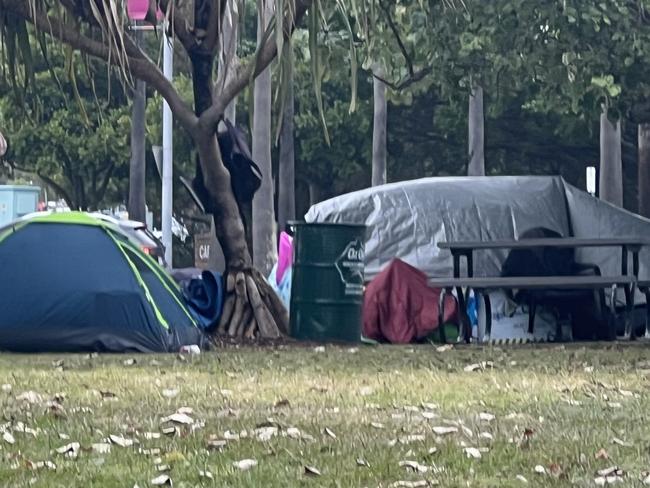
top-left (501, 227), bottom-right (575, 277)
top-left (217, 119), bottom-right (262, 205)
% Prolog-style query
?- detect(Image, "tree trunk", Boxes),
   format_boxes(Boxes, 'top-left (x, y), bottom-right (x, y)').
top-left (128, 28), bottom-right (147, 223)
top-left (638, 123), bottom-right (650, 217)
top-left (599, 109), bottom-right (623, 207)
top-left (185, 1), bottom-right (286, 341)
top-left (252, 0), bottom-right (277, 275)
top-left (468, 85), bottom-right (485, 176)
top-left (308, 181), bottom-right (322, 206)
top-left (371, 70), bottom-right (387, 187)
top-left (277, 45), bottom-right (295, 234)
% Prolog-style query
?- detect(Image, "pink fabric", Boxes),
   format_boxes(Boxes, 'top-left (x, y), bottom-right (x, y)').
top-left (276, 232), bottom-right (293, 284)
top-left (363, 259), bottom-right (458, 343)
top-left (127, 0), bottom-right (162, 20)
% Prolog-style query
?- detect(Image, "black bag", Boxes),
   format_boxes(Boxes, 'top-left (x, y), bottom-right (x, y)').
top-left (501, 227), bottom-right (575, 277)
top-left (217, 119), bottom-right (262, 205)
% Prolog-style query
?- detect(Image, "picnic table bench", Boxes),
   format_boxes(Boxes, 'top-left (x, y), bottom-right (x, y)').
top-left (433, 237), bottom-right (649, 343)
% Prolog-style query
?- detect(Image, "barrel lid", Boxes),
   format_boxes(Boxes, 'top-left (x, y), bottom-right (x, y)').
top-left (288, 220), bottom-right (366, 229)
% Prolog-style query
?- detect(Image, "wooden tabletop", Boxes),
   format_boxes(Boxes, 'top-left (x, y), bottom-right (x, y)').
top-left (438, 237), bottom-right (650, 251)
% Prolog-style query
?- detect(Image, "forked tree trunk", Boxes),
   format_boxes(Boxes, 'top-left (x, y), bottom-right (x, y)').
top-left (599, 109), bottom-right (623, 207)
top-left (188, 0), bottom-right (286, 340)
top-left (371, 69), bottom-right (387, 187)
top-left (277, 44), bottom-right (295, 234)
top-left (468, 84), bottom-right (485, 176)
top-left (638, 123), bottom-right (650, 218)
top-left (128, 28), bottom-right (147, 223)
top-left (252, 0), bottom-right (277, 276)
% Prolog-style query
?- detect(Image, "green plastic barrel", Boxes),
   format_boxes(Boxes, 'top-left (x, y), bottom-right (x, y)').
top-left (289, 222), bottom-right (366, 343)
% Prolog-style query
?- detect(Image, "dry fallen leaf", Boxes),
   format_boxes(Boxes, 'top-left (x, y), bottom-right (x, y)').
top-left (206, 438), bottom-right (227, 450)
top-left (399, 460), bottom-right (429, 473)
top-left (161, 413), bottom-right (194, 425)
top-left (323, 427), bottom-right (337, 439)
top-left (432, 426), bottom-right (458, 435)
top-left (304, 465), bottom-right (322, 477)
top-left (356, 458), bottom-right (370, 467)
top-left (233, 459), bottom-right (257, 471)
top-left (479, 412), bottom-right (496, 422)
top-left (55, 442), bottom-right (80, 458)
top-left (199, 470), bottom-right (213, 479)
top-left (597, 466), bottom-right (623, 477)
top-left (255, 426), bottom-right (278, 441)
top-left (16, 391), bottom-right (42, 404)
top-left (595, 448), bottom-right (609, 460)
top-left (548, 463), bottom-right (563, 478)
top-left (464, 361), bottom-right (494, 372)
top-left (389, 481), bottom-right (429, 488)
top-left (151, 474), bottom-right (172, 486)
top-left (370, 422), bottom-right (384, 429)
top-left (29, 460), bottom-right (57, 471)
top-left (109, 434), bottom-right (134, 447)
top-left (612, 438), bottom-right (632, 448)
top-left (464, 447), bottom-right (482, 459)
top-left (399, 434), bottom-right (426, 444)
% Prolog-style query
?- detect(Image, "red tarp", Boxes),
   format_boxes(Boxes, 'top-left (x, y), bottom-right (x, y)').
top-left (363, 259), bottom-right (458, 343)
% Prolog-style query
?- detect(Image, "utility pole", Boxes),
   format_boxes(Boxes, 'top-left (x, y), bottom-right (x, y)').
top-left (161, 25), bottom-right (174, 267)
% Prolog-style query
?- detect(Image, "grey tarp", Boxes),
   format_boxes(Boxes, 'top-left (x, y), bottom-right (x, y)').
top-left (305, 176), bottom-right (650, 286)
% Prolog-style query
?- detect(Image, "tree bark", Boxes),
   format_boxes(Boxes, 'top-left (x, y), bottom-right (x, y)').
top-left (372, 70), bottom-right (387, 187)
top-left (278, 45), bottom-right (295, 234)
top-left (308, 181), bottom-right (322, 206)
top-left (639, 123), bottom-right (650, 217)
top-left (468, 85), bottom-right (485, 176)
top-left (252, 0), bottom-right (277, 275)
top-left (128, 27), bottom-right (147, 223)
top-left (599, 109), bottom-right (623, 207)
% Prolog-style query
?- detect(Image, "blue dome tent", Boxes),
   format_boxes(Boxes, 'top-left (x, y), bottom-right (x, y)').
top-left (0, 212), bottom-right (204, 352)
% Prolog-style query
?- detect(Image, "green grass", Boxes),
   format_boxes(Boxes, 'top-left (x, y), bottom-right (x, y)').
top-left (0, 343), bottom-right (649, 487)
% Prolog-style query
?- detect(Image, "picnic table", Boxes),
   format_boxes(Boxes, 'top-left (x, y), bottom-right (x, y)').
top-left (434, 237), bottom-right (650, 343)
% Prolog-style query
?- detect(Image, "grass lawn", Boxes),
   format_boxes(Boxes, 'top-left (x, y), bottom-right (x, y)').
top-left (0, 343), bottom-right (649, 487)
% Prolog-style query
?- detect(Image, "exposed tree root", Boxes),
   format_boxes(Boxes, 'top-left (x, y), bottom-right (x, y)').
top-left (212, 268), bottom-right (288, 340)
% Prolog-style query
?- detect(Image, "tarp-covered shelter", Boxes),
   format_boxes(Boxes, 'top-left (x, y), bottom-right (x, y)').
top-left (305, 176), bottom-right (650, 283)
top-left (0, 212), bottom-right (204, 352)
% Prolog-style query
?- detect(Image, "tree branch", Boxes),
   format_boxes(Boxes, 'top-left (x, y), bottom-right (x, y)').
top-left (378, 0), bottom-right (414, 78)
top-left (372, 67), bottom-right (433, 91)
top-left (4, 0), bottom-right (199, 133)
top-left (201, 0), bottom-right (311, 127)
top-left (158, 0), bottom-right (198, 53)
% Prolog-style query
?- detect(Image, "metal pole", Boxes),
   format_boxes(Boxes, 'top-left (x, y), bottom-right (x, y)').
top-left (162, 25), bottom-right (174, 267)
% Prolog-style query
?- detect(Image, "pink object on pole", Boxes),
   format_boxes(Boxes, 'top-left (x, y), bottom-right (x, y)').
top-left (127, 0), bottom-right (162, 20)
top-left (276, 232), bottom-right (293, 285)
top-left (127, 0), bottom-right (149, 19)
